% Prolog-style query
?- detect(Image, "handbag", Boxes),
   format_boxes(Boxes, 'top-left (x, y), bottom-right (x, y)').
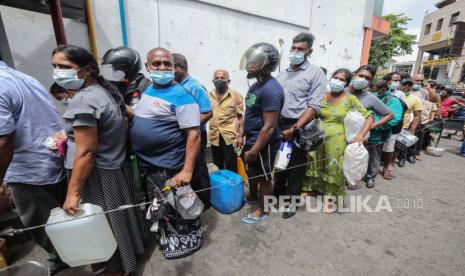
top-left (144, 170), bottom-right (203, 259)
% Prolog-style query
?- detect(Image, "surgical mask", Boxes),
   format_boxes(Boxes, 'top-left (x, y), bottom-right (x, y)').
top-left (149, 70), bottom-right (174, 85)
top-left (351, 77), bottom-right (369, 90)
top-left (389, 81), bottom-right (400, 91)
top-left (213, 79), bottom-right (228, 92)
top-left (329, 78), bottom-right (345, 93)
top-left (288, 51), bottom-right (306, 65)
top-left (412, 83), bottom-right (421, 91)
top-left (53, 68), bottom-right (85, 90)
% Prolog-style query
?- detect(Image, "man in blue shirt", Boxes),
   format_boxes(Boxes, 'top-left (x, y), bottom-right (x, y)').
top-left (173, 53), bottom-right (212, 207)
top-left (239, 43), bottom-right (284, 224)
top-left (0, 58), bottom-right (67, 273)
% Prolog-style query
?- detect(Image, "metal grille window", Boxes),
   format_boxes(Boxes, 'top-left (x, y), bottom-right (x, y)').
top-left (450, 12), bottom-right (460, 26)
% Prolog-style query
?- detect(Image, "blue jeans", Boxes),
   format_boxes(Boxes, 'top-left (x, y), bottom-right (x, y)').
top-left (461, 140), bottom-right (465, 155)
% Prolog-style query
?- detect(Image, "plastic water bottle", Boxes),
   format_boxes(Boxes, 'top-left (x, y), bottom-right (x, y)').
top-left (274, 140), bottom-right (293, 170)
top-left (45, 203), bottom-right (117, 267)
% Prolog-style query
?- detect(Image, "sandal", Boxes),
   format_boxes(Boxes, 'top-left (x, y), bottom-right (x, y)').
top-left (242, 213), bottom-right (269, 224)
top-left (323, 198), bottom-right (337, 214)
top-left (382, 171), bottom-right (392, 180)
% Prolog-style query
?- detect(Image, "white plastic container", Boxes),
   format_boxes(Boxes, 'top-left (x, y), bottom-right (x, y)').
top-left (427, 146), bottom-right (445, 157)
top-left (395, 129), bottom-right (419, 147)
top-left (45, 203), bottom-right (117, 267)
top-left (274, 140), bottom-right (293, 170)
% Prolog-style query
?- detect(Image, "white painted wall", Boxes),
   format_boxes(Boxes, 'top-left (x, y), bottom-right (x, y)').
top-left (308, 0), bottom-right (368, 76)
top-left (0, 6), bottom-right (89, 89)
top-left (1, 0), bottom-right (370, 95)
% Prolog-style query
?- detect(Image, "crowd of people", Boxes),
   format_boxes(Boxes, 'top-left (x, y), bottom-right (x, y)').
top-left (1, 32), bottom-right (464, 275)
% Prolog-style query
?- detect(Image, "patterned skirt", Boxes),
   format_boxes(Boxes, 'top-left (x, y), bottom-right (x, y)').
top-left (67, 163), bottom-right (145, 273)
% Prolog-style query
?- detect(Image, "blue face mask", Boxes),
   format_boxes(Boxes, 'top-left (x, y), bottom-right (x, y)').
top-left (329, 78), bottom-right (346, 93)
top-left (412, 83), bottom-right (421, 91)
top-left (149, 70), bottom-right (175, 85)
top-left (351, 77), bottom-right (369, 90)
top-left (288, 51), bottom-right (306, 65)
top-left (53, 68), bottom-right (85, 90)
top-left (389, 81), bottom-right (400, 91)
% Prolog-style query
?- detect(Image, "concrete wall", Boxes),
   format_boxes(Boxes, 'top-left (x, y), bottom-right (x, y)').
top-left (0, 6), bottom-right (89, 89)
top-left (418, 0), bottom-right (465, 48)
top-left (1, 0), bottom-right (369, 95)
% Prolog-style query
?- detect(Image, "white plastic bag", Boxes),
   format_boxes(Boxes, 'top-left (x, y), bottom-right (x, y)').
top-left (343, 142), bottom-right (369, 187)
top-left (395, 129), bottom-right (419, 147)
top-left (344, 109), bottom-right (369, 143)
top-left (274, 140), bottom-right (293, 170)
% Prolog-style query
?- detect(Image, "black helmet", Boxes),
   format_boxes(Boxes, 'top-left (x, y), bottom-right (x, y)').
top-left (101, 47), bottom-right (142, 78)
top-left (293, 119), bottom-right (326, 151)
top-left (240, 42), bottom-right (280, 74)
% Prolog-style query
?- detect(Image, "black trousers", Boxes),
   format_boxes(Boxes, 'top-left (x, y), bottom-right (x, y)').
top-left (274, 120), bottom-right (308, 197)
top-left (366, 143), bottom-right (384, 180)
top-left (211, 135), bottom-right (237, 172)
top-left (9, 178), bottom-right (67, 256)
top-left (190, 130), bottom-right (211, 209)
top-left (415, 124), bottom-right (426, 155)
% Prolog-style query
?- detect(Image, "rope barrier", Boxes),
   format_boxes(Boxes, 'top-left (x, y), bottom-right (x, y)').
top-left (0, 120), bottom-right (451, 236)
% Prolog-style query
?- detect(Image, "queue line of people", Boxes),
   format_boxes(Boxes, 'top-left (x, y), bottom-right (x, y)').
top-left (0, 31), bottom-right (455, 275)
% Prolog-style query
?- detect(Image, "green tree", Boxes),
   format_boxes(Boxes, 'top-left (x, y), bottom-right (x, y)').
top-left (369, 13), bottom-right (416, 68)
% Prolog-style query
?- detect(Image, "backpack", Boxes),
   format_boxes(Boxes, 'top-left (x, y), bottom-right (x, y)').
top-left (383, 94), bottom-right (407, 134)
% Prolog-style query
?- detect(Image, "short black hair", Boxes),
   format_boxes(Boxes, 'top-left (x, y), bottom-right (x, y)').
top-left (293, 32), bottom-right (315, 49)
top-left (374, 80), bottom-right (388, 90)
top-left (172, 53), bottom-right (188, 72)
top-left (50, 83), bottom-right (66, 95)
top-left (331, 68), bottom-right (352, 86)
top-left (383, 72), bottom-right (401, 81)
top-left (355, 65), bottom-right (377, 78)
top-left (445, 88), bottom-right (453, 95)
top-left (436, 84), bottom-right (445, 91)
top-left (400, 73), bottom-right (411, 81)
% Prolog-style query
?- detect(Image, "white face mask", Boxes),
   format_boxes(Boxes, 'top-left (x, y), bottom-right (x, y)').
top-left (351, 77), bottom-right (369, 90)
top-left (60, 97), bottom-right (71, 107)
top-left (53, 68), bottom-right (85, 90)
top-left (329, 78), bottom-right (346, 93)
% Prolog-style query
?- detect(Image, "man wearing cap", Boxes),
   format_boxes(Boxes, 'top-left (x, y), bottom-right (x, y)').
top-left (396, 78), bottom-right (423, 167)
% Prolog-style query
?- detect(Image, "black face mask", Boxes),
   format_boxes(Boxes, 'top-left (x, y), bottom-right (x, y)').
top-left (213, 79), bottom-right (228, 92)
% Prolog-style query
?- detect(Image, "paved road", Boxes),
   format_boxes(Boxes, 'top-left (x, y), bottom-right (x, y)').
top-left (8, 139), bottom-right (465, 276)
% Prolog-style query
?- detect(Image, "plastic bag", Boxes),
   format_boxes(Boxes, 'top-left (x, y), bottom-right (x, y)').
top-left (344, 109), bottom-right (369, 143)
top-left (343, 142), bottom-right (369, 187)
top-left (274, 140), bottom-right (293, 170)
top-left (395, 129), bottom-right (419, 147)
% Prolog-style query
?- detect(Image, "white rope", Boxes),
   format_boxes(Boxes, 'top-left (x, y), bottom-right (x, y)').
top-left (0, 120), bottom-right (450, 236)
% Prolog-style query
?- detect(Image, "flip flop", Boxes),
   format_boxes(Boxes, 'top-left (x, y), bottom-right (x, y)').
top-left (242, 213), bottom-right (269, 224)
top-left (245, 199), bottom-right (258, 205)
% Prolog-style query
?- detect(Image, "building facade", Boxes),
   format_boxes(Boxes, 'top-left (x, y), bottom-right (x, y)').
top-left (1, 0), bottom-right (389, 94)
top-left (414, 0), bottom-right (465, 86)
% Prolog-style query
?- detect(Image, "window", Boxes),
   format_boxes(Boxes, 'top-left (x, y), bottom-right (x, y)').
top-left (436, 18), bottom-right (444, 31)
top-left (424, 23), bottom-right (432, 35)
top-left (450, 12), bottom-right (460, 26)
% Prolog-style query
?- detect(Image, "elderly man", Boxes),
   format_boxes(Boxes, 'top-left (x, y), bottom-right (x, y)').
top-left (274, 32), bottom-right (327, 219)
top-left (208, 69), bottom-right (244, 172)
top-left (0, 57), bottom-right (67, 274)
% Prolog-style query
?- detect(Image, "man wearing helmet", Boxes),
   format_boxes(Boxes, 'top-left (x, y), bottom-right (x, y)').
top-left (101, 46), bottom-right (151, 106)
top-left (274, 32), bottom-right (327, 219)
top-left (239, 42), bottom-right (285, 224)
